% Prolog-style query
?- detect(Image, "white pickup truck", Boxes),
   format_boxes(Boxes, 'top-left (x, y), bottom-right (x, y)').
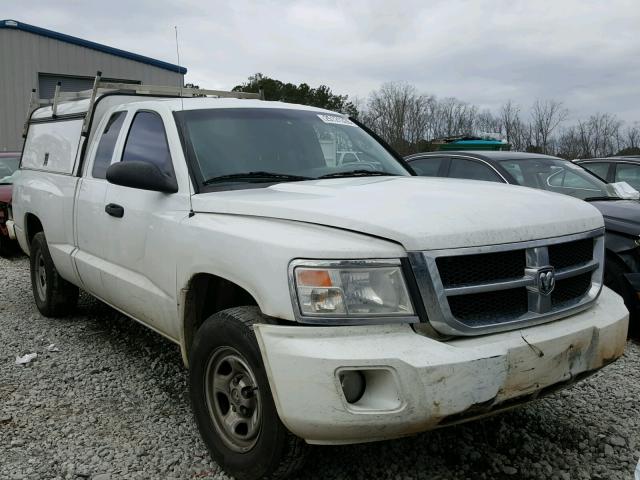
top-left (12, 81), bottom-right (628, 480)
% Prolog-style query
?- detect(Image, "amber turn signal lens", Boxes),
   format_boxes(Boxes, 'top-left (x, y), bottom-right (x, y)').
top-left (296, 269), bottom-right (333, 287)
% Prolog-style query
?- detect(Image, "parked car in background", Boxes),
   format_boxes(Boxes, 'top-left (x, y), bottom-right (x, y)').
top-left (0, 151), bottom-right (21, 256)
top-left (406, 150), bottom-right (640, 336)
top-left (575, 156), bottom-right (640, 191)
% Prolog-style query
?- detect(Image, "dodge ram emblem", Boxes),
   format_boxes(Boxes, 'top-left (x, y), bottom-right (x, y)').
top-left (537, 267), bottom-right (556, 296)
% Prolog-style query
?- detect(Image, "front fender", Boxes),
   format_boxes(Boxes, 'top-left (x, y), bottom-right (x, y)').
top-left (175, 213), bottom-right (406, 323)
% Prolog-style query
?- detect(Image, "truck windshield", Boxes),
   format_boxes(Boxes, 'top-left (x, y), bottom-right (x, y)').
top-left (0, 156), bottom-right (20, 184)
top-left (175, 108), bottom-right (409, 187)
top-left (498, 157), bottom-right (619, 200)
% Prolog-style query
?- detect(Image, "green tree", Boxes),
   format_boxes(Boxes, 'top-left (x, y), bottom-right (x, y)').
top-left (233, 73), bottom-right (359, 117)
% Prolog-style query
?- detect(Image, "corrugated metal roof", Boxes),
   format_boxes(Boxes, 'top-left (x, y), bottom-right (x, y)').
top-left (0, 19), bottom-right (187, 74)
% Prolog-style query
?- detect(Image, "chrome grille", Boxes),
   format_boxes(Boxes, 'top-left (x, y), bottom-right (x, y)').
top-left (436, 250), bottom-right (525, 288)
top-left (551, 272), bottom-right (592, 307)
top-left (447, 287), bottom-right (528, 325)
top-left (408, 229), bottom-right (605, 336)
top-left (548, 238), bottom-right (593, 270)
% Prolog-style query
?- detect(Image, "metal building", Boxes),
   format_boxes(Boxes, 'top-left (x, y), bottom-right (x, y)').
top-left (0, 19), bottom-right (186, 152)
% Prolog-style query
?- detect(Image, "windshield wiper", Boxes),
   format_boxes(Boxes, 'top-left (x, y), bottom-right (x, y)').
top-left (584, 196), bottom-right (622, 202)
top-left (317, 170), bottom-right (397, 179)
top-left (203, 171), bottom-right (312, 185)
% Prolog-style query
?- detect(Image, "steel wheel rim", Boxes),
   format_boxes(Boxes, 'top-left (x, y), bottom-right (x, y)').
top-left (34, 251), bottom-right (47, 301)
top-left (205, 347), bottom-right (261, 452)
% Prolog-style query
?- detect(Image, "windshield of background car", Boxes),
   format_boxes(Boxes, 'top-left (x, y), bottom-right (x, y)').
top-left (0, 156), bottom-right (20, 184)
top-left (498, 157), bottom-right (617, 200)
top-left (176, 108), bottom-right (410, 187)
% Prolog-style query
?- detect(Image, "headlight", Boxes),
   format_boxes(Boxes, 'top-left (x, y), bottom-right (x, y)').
top-left (290, 260), bottom-right (415, 323)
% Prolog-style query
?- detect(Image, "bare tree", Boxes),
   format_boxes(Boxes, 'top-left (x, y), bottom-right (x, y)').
top-left (357, 80), bottom-right (638, 157)
top-left (500, 100), bottom-right (521, 145)
top-left (575, 113), bottom-right (622, 158)
top-left (364, 82), bottom-right (433, 154)
top-left (434, 97), bottom-right (478, 137)
top-left (555, 126), bottom-right (582, 159)
top-left (624, 123), bottom-right (640, 150)
top-left (475, 109), bottom-right (502, 137)
top-left (530, 99), bottom-right (569, 154)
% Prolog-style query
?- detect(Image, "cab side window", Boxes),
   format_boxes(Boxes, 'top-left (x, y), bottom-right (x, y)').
top-left (121, 111), bottom-right (174, 176)
top-left (449, 158), bottom-right (502, 182)
top-left (410, 157), bottom-right (444, 177)
top-left (92, 111), bottom-right (126, 179)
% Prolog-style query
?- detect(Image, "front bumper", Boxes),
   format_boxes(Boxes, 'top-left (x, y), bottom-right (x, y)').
top-left (254, 287), bottom-right (628, 445)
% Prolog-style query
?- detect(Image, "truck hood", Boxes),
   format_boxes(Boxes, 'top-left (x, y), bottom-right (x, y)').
top-left (191, 177), bottom-right (604, 251)
top-left (589, 199), bottom-right (640, 237)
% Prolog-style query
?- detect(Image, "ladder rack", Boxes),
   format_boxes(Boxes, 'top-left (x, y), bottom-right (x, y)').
top-left (24, 71), bottom-right (264, 137)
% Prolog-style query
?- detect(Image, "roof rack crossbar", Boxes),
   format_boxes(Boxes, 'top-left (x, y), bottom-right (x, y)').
top-left (51, 82), bottom-right (61, 118)
top-left (26, 72), bottom-right (263, 137)
top-left (81, 71), bottom-right (103, 135)
top-left (93, 81), bottom-right (260, 99)
top-left (22, 89), bottom-right (48, 138)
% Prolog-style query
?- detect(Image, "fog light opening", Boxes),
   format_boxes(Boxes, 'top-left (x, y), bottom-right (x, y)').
top-left (339, 370), bottom-right (366, 404)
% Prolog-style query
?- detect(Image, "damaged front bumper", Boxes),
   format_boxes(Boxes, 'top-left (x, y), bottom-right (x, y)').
top-left (254, 286), bottom-right (628, 445)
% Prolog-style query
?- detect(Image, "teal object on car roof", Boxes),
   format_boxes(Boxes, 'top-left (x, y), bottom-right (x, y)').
top-left (453, 139), bottom-right (504, 145)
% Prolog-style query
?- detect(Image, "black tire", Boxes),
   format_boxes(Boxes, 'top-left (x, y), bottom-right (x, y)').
top-left (604, 256), bottom-right (639, 338)
top-left (29, 232), bottom-right (79, 317)
top-left (190, 306), bottom-right (308, 480)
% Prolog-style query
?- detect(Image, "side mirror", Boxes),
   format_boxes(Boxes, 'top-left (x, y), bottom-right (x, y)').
top-left (106, 161), bottom-right (178, 193)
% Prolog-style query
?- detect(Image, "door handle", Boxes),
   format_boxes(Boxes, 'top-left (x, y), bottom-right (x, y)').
top-left (105, 203), bottom-right (124, 218)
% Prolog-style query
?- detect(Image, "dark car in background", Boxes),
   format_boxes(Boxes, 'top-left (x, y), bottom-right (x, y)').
top-left (575, 156), bottom-right (640, 192)
top-left (406, 150), bottom-right (640, 336)
top-left (0, 151), bottom-right (21, 256)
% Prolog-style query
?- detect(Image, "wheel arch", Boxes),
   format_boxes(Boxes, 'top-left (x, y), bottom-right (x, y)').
top-left (180, 272), bottom-right (261, 367)
top-left (24, 212), bottom-right (44, 253)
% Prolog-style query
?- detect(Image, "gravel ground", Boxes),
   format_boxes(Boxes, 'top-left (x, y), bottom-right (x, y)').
top-left (1, 255), bottom-right (639, 480)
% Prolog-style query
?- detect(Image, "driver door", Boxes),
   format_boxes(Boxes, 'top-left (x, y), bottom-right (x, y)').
top-left (100, 109), bottom-right (191, 338)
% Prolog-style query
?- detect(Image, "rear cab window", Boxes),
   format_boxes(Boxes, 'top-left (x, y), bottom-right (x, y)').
top-left (92, 111), bottom-right (127, 179)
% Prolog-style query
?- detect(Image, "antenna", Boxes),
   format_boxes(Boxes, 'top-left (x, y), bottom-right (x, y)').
top-left (174, 25), bottom-right (184, 110)
top-left (174, 25), bottom-right (194, 215)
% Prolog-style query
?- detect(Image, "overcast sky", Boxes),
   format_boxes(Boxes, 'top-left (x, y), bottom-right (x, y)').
top-left (5, 0), bottom-right (640, 122)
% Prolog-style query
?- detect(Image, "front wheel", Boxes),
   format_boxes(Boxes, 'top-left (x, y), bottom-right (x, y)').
top-left (189, 307), bottom-right (308, 480)
top-left (29, 232), bottom-right (78, 317)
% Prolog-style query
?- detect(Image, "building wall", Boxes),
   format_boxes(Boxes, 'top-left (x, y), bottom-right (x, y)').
top-left (0, 28), bottom-right (184, 151)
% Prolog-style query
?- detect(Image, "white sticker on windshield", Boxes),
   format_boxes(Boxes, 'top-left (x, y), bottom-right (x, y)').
top-left (317, 114), bottom-right (356, 127)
